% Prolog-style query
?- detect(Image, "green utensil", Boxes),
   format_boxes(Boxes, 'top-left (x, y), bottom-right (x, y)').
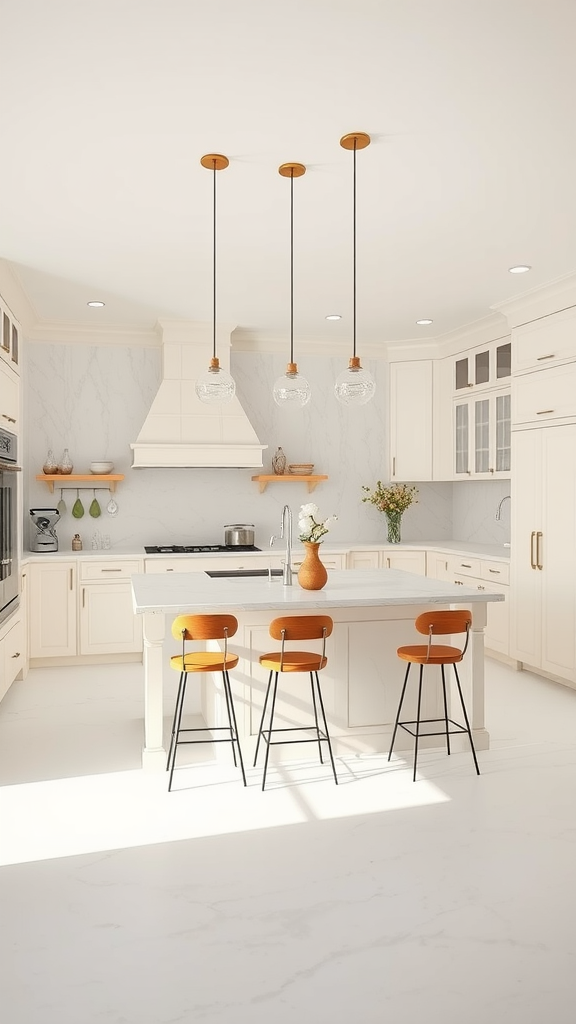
top-left (89, 490), bottom-right (101, 518)
top-left (57, 488), bottom-right (67, 515)
top-left (72, 490), bottom-right (84, 519)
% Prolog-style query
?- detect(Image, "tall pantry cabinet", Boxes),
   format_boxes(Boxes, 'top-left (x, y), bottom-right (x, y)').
top-left (510, 307), bottom-right (576, 684)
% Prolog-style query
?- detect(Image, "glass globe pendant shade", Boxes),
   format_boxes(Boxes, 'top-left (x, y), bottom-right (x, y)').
top-left (195, 357), bottom-right (236, 404)
top-left (273, 362), bottom-right (312, 407)
top-left (334, 356), bottom-right (376, 407)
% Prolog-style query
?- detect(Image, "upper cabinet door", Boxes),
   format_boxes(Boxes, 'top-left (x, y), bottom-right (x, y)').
top-left (512, 307), bottom-right (576, 374)
top-left (389, 360), bottom-right (432, 481)
top-left (453, 389), bottom-right (511, 479)
top-left (453, 339), bottom-right (511, 393)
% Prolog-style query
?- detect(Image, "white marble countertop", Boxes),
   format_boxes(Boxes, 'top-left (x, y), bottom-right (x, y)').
top-left (131, 568), bottom-right (505, 615)
top-left (22, 540), bottom-right (510, 563)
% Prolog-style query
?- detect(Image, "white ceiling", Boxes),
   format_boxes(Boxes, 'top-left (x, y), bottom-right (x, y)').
top-left (2, 0), bottom-right (576, 348)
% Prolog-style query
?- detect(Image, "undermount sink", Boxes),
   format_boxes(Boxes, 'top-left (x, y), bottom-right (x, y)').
top-left (205, 569), bottom-right (283, 578)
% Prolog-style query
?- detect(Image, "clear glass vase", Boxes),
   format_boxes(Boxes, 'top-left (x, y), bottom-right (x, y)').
top-left (385, 511), bottom-right (402, 544)
top-left (59, 448), bottom-right (73, 474)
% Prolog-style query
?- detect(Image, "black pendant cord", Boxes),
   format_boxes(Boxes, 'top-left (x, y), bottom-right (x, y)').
top-left (212, 159), bottom-right (217, 361)
top-left (352, 138), bottom-right (357, 360)
top-left (290, 169), bottom-right (294, 366)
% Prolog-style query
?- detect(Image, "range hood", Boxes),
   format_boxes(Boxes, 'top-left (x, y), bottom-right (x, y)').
top-left (131, 321), bottom-right (267, 469)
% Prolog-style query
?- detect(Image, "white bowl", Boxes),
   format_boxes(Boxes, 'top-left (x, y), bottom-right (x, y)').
top-left (90, 461), bottom-right (114, 474)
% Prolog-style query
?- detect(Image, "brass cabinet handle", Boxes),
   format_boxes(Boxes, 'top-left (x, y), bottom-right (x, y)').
top-left (488, 569), bottom-right (500, 574)
top-left (392, 457), bottom-right (396, 476)
top-left (82, 588), bottom-right (85, 608)
top-left (101, 568), bottom-right (122, 572)
top-left (386, 557), bottom-right (391, 568)
top-left (536, 531), bottom-right (543, 570)
top-left (461, 563), bottom-right (472, 568)
top-left (1, 413), bottom-right (16, 423)
top-left (11, 652), bottom-right (20, 658)
top-left (537, 353), bottom-right (555, 361)
top-left (536, 410), bottom-right (554, 415)
top-left (477, 585), bottom-right (485, 590)
top-left (530, 531), bottom-right (537, 569)
top-left (70, 568), bottom-right (74, 589)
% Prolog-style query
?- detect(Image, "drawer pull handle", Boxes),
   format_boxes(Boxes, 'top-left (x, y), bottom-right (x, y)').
top-left (477, 585), bottom-right (485, 590)
top-left (536, 409), bottom-right (554, 415)
top-left (537, 354), bottom-right (555, 361)
top-left (2, 413), bottom-right (16, 423)
top-left (101, 568), bottom-right (122, 572)
top-left (530, 531), bottom-right (537, 570)
top-left (461, 563), bottom-right (472, 568)
top-left (11, 652), bottom-right (20, 658)
top-left (488, 569), bottom-right (500, 574)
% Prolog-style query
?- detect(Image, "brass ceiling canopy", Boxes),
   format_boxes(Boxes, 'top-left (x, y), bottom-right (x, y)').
top-left (278, 162), bottom-right (306, 178)
top-left (340, 132), bottom-right (371, 151)
top-left (200, 153), bottom-right (229, 170)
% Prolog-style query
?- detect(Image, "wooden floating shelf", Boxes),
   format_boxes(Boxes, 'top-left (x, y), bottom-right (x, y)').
top-left (36, 474), bottom-right (124, 493)
top-left (251, 474), bottom-right (328, 494)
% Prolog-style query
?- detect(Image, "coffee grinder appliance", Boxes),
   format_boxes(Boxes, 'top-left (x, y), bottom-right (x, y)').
top-left (29, 508), bottom-right (61, 553)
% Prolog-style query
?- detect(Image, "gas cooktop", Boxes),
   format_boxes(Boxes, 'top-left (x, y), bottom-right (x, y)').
top-left (144, 544), bottom-right (262, 554)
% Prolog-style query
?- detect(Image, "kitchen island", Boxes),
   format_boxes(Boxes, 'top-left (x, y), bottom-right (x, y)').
top-left (131, 568), bottom-right (504, 770)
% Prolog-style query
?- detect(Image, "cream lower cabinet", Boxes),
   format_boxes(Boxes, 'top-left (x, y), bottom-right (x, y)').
top-left (427, 552), bottom-right (509, 656)
top-left (29, 559), bottom-right (143, 659)
top-left (0, 614), bottom-right (25, 701)
top-left (347, 549), bottom-right (426, 574)
top-left (29, 561), bottom-right (77, 658)
top-left (511, 424), bottom-right (576, 682)
top-left (292, 551), bottom-right (346, 571)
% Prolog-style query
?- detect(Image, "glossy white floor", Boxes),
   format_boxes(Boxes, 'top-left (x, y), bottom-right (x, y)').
top-left (1, 657), bottom-right (575, 1024)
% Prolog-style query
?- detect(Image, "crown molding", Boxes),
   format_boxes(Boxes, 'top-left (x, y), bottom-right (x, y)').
top-left (0, 260), bottom-right (39, 329)
top-left (491, 270), bottom-right (576, 328)
top-left (25, 320), bottom-right (162, 347)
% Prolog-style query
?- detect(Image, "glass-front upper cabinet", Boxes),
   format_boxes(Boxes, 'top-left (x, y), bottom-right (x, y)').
top-left (454, 340), bottom-right (511, 392)
top-left (454, 390), bottom-right (511, 478)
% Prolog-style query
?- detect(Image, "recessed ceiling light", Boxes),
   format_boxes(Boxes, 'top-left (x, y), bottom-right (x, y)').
top-left (416, 319), bottom-right (433, 325)
top-left (87, 300), bottom-right (105, 307)
top-left (508, 265), bottom-right (531, 274)
top-left (325, 314), bottom-right (342, 321)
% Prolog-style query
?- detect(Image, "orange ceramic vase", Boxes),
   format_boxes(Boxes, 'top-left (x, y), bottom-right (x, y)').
top-left (298, 541), bottom-right (328, 591)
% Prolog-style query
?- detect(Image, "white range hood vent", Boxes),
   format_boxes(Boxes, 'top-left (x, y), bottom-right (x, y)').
top-left (130, 321), bottom-right (267, 469)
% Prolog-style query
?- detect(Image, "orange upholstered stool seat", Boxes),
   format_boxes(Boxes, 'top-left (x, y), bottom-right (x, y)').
top-left (166, 614), bottom-right (246, 791)
top-left (254, 615), bottom-right (337, 790)
top-left (388, 609), bottom-right (480, 781)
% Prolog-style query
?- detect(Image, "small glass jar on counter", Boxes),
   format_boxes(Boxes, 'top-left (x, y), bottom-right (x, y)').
top-left (72, 533), bottom-right (82, 551)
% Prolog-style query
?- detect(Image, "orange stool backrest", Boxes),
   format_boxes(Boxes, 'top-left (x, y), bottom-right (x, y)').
top-left (171, 614), bottom-right (238, 642)
top-left (268, 615), bottom-right (334, 642)
top-left (414, 610), bottom-right (472, 637)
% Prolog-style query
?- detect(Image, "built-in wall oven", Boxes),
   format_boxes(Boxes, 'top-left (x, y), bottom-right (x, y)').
top-left (0, 427), bottom-right (20, 626)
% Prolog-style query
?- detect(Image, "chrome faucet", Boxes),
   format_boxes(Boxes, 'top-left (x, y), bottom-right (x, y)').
top-left (495, 494), bottom-right (511, 520)
top-left (280, 504), bottom-right (293, 585)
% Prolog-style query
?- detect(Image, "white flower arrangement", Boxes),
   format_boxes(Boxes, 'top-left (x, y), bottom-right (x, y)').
top-left (298, 503), bottom-right (338, 544)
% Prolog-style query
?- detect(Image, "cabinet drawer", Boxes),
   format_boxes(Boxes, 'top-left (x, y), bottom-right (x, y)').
top-left (479, 560), bottom-right (509, 585)
top-left (80, 559), bottom-right (142, 580)
top-left (2, 618), bottom-right (24, 696)
top-left (448, 555), bottom-right (481, 578)
top-left (513, 363), bottom-right (576, 425)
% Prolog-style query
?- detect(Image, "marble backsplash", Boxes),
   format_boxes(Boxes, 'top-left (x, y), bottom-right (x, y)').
top-left (23, 340), bottom-right (509, 552)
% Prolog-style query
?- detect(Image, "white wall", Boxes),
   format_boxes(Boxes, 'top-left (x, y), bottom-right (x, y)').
top-left (24, 340), bottom-right (508, 552)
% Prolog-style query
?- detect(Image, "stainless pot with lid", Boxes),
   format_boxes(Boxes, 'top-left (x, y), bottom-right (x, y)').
top-left (224, 524), bottom-right (255, 547)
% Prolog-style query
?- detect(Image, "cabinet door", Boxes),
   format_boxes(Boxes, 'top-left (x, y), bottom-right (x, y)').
top-left (29, 562), bottom-right (77, 658)
top-left (347, 550), bottom-right (380, 569)
top-left (79, 582), bottom-right (143, 655)
top-left (389, 361), bottom-right (432, 481)
top-left (540, 425), bottom-right (576, 679)
top-left (513, 363), bottom-right (576, 426)
top-left (455, 391), bottom-right (511, 478)
top-left (1, 617), bottom-right (24, 700)
top-left (381, 550), bottom-right (426, 575)
top-left (0, 359), bottom-right (19, 431)
top-left (426, 552), bottom-right (451, 580)
top-left (510, 430), bottom-right (542, 667)
top-left (512, 307), bottom-right (576, 373)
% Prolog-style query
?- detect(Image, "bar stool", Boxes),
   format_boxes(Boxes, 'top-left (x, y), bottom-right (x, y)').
top-left (166, 614), bottom-right (246, 791)
top-left (388, 609), bottom-right (480, 781)
top-left (254, 615), bottom-right (338, 790)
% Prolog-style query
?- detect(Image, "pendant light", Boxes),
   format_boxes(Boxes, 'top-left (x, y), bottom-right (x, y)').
top-left (273, 162), bottom-right (311, 407)
top-left (195, 153), bottom-right (236, 404)
top-left (334, 132), bottom-right (376, 406)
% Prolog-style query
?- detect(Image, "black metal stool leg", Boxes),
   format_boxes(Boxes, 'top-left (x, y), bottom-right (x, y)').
top-left (314, 671), bottom-right (338, 784)
top-left (223, 670), bottom-right (247, 786)
top-left (253, 671), bottom-right (273, 767)
top-left (168, 672), bottom-right (189, 791)
top-left (310, 672), bottom-right (324, 764)
top-left (441, 664), bottom-right (451, 755)
top-left (221, 668), bottom-right (238, 766)
top-left (167, 670), bottom-right (185, 770)
top-left (262, 672), bottom-right (280, 791)
top-left (388, 663), bottom-right (411, 760)
top-left (413, 665), bottom-right (424, 782)
top-left (453, 664), bottom-right (480, 775)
